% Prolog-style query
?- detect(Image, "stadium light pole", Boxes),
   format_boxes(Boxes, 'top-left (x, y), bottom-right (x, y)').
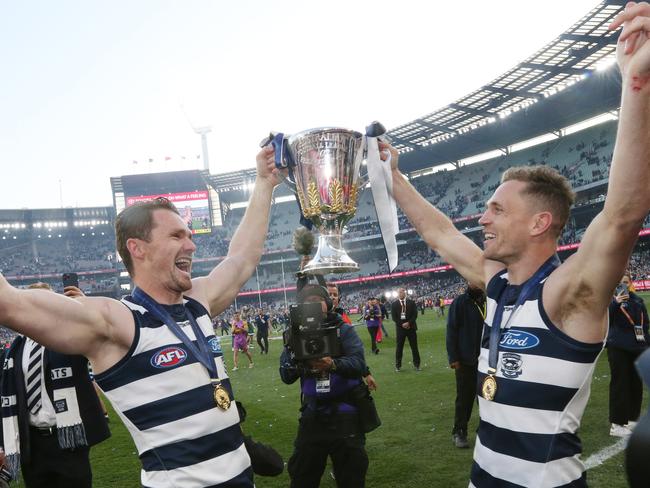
top-left (255, 266), bottom-right (262, 308)
top-left (280, 256), bottom-right (288, 309)
top-left (194, 126), bottom-right (211, 171)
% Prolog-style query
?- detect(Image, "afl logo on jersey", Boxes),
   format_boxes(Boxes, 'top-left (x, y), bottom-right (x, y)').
top-left (499, 330), bottom-right (540, 350)
top-left (151, 347), bottom-right (188, 368)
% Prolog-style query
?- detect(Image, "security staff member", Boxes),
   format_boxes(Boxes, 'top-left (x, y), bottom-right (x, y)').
top-left (280, 284), bottom-right (368, 488)
top-left (391, 288), bottom-right (421, 371)
top-left (254, 310), bottom-right (270, 354)
top-left (446, 283), bottom-right (486, 448)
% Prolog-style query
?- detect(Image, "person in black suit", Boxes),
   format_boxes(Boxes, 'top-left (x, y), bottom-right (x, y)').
top-left (606, 273), bottom-right (650, 437)
top-left (391, 288), bottom-right (421, 372)
top-left (446, 283), bottom-right (486, 448)
top-left (0, 283), bottom-right (110, 488)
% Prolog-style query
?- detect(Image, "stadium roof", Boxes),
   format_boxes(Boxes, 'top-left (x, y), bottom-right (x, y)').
top-left (207, 1), bottom-right (625, 192)
top-left (392, 0), bottom-right (624, 172)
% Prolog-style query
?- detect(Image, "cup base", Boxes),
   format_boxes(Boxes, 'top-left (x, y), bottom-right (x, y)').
top-left (302, 234), bottom-right (359, 275)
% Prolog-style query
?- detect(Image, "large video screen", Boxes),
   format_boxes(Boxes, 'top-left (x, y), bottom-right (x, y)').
top-left (126, 190), bottom-right (211, 235)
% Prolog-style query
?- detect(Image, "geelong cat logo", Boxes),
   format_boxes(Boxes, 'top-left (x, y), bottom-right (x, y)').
top-left (499, 330), bottom-right (540, 350)
top-left (208, 337), bottom-right (222, 354)
top-left (151, 347), bottom-right (187, 368)
top-left (501, 353), bottom-right (523, 378)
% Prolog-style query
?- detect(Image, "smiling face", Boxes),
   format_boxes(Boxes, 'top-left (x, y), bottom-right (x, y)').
top-left (479, 180), bottom-right (537, 265)
top-left (132, 209), bottom-right (197, 297)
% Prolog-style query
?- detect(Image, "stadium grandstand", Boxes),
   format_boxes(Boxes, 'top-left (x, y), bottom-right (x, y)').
top-left (1, 1), bottom-right (647, 325)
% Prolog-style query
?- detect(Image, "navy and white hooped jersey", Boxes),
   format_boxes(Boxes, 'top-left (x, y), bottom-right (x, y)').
top-left (95, 296), bottom-right (253, 488)
top-left (470, 271), bottom-right (604, 488)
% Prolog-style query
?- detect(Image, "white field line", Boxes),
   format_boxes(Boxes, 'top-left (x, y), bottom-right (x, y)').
top-left (584, 437), bottom-right (628, 470)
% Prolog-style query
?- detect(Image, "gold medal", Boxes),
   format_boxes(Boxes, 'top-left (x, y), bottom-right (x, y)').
top-left (213, 384), bottom-right (231, 411)
top-left (481, 374), bottom-right (497, 401)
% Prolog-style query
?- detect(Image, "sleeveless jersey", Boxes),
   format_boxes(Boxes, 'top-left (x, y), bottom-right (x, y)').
top-left (95, 296), bottom-right (253, 488)
top-left (470, 271), bottom-right (604, 488)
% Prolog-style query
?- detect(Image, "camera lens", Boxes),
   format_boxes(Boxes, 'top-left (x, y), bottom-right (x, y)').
top-left (305, 338), bottom-right (324, 355)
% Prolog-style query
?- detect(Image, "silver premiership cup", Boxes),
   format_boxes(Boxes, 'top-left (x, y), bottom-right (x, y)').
top-left (277, 127), bottom-right (366, 275)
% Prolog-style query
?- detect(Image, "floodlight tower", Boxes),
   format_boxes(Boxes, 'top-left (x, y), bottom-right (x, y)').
top-left (194, 126), bottom-right (212, 171)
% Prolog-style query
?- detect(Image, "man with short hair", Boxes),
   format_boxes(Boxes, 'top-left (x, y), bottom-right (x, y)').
top-left (327, 282), bottom-right (378, 391)
top-left (254, 309), bottom-right (270, 354)
top-left (379, 9), bottom-right (650, 485)
top-left (391, 288), bottom-right (420, 372)
top-left (0, 146), bottom-right (280, 487)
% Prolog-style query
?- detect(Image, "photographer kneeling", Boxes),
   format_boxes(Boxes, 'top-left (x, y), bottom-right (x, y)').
top-left (280, 283), bottom-right (369, 488)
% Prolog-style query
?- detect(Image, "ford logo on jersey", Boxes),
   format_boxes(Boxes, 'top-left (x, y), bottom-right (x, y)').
top-left (151, 347), bottom-right (188, 368)
top-left (499, 330), bottom-right (540, 350)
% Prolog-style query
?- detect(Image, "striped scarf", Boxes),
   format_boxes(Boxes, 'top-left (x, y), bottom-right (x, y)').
top-left (0, 338), bottom-right (88, 480)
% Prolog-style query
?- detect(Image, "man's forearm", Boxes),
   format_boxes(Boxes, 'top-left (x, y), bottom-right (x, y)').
top-left (391, 169), bottom-right (486, 287)
top-left (604, 77), bottom-right (650, 225)
top-left (227, 179), bottom-right (275, 268)
top-left (391, 170), bottom-right (457, 249)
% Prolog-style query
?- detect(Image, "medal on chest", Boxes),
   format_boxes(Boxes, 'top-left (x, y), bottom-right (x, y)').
top-left (481, 373), bottom-right (497, 401)
top-left (212, 380), bottom-right (231, 411)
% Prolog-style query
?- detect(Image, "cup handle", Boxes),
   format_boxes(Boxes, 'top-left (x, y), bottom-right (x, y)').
top-left (270, 133), bottom-right (297, 193)
top-left (277, 170), bottom-right (297, 193)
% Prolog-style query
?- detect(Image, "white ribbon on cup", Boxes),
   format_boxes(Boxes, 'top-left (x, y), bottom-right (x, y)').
top-left (366, 136), bottom-right (399, 272)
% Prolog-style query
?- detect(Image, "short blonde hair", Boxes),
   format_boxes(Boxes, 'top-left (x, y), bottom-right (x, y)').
top-left (501, 165), bottom-right (575, 237)
top-left (27, 282), bottom-right (51, 290)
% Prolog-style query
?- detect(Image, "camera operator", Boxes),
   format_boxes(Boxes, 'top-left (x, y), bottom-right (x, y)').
top-left (607, 272), bottom-right (650, 437)
top-left (327, 282), bottom-right (378, 391)
top-left (279, 284), bottom-right (369, 488)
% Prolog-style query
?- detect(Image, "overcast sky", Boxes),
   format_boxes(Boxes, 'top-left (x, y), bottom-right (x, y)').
top-left (0, 0), bottom-right (604, 209)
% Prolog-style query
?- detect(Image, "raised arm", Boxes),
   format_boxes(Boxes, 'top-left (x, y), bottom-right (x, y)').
top-left (191, 146), bottom-right (280, 316)
top-left (0, 275), bottom-right (124, 358)
top-left (381, 143), bottom-right (503, 289)
top-left (546, 4), bottom-right (650, 341)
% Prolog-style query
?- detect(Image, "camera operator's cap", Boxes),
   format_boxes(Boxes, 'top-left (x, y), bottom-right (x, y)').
top-left (297, 284), bottom-right (333, 311)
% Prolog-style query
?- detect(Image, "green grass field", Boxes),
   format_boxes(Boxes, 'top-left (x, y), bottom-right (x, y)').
top-left (29, 296), bottom-right (650, 487)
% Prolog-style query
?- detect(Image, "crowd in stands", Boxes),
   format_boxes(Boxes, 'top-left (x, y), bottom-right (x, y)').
top-left (1, 120), bottom-right (649, 312)
top-left (0, 233), bottom-right (115, 277)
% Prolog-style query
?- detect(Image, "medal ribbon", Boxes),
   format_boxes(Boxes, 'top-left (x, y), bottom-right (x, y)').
top-left (474, 300), bottom-right (486, 320)
top-left (487, 254), bottom-right (561, 374)
top-left (131, 288), bottom-right (218, 381)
